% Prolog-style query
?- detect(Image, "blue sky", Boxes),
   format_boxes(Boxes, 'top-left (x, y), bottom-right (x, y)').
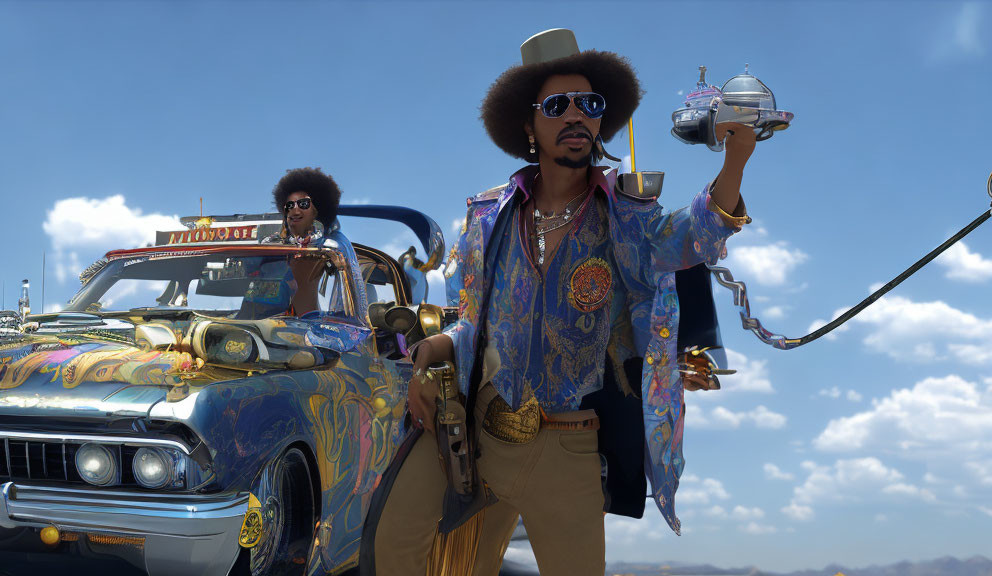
top-left (2, 1), bottom-right (991, 571)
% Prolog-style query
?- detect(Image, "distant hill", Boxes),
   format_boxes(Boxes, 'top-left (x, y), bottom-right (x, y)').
top-left (605, 555), bottom-right (992, 576)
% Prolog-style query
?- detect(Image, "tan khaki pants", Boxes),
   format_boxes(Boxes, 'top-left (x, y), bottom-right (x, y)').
top-left (374, 391), bottom-right (605, 576)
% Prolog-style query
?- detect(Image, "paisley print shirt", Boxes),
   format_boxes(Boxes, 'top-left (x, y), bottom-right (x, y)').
top-left (443, 165), bottom-right (740, 534)
top-left (484, 177), bottom-right (620, 412)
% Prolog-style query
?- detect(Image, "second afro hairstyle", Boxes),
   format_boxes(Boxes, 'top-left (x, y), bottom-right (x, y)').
top-left (272, 167), bottom-right (342, 229)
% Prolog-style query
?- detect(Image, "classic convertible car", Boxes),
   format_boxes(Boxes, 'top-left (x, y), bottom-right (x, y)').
top-left (0, 207), bottom-right (446, 576)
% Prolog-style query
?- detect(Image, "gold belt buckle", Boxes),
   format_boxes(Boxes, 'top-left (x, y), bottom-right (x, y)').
top-left (483, 395), bottom-right (541, 444)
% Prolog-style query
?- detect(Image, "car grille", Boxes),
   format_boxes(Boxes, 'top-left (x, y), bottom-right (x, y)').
top-left (0, 438), bottom-right (145, 487)
top-left (1, 438), bottom-right (72, 481)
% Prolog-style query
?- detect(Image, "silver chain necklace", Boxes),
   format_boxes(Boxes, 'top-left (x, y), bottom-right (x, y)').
top-left (531, 183), bottom-right (588, 265)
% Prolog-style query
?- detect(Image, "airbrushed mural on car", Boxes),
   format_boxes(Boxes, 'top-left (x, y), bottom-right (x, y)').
top-left (0, 206), bottom-right (445, 576)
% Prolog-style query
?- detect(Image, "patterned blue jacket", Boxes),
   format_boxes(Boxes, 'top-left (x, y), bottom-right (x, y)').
top-left (442, 165), bottom-right (741, 534)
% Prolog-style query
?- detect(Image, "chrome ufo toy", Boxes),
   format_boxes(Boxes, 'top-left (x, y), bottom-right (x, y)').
top-left (671, 65), bottom-right (794, 152)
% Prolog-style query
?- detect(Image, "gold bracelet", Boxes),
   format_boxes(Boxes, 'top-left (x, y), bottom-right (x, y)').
top-left (414, 368), bottom-right (435, 381)
top-left (707, 197), bottom-right (752, 229)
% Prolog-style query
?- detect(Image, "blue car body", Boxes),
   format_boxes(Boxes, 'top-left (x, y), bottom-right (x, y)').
top-left (0, 207), bottom-right (444, 575)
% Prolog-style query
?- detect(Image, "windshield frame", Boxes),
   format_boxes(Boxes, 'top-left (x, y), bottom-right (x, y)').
top-left (67, 245), bottom-right (359, 320)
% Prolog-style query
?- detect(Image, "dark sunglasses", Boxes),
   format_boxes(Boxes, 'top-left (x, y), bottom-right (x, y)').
top-left (532, 92), bottom-right (606, 120)
top-left (284, 198), bottom-right (312, 211)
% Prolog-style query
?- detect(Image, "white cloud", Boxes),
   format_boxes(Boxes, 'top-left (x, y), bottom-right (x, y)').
top-left (806, 315), bottom-right (849, 341)
top-left (677, 474), bottom-right (730, 506)
top-left (819, 386), bottom-right (841, 399)
top-left (814, 375), bottom-right (992, 455)
top-left (793, 458), bottom-right (903, 503)
top-left (703, 505), bottom-right (727, 518)
top-left (980, 506), bottom-right (992, 518)
top-left (949, 344), bottom-right (992, 365)
top-left (764, 463), bottom-right (795, 481)
top-left (660, 477), bottom-right (778, 536)
top-left (604, 515), bottom-right (666, 543)
top-left (43, 195), bottom-right (180, 283)
top-left (882, 483), bottom-right (936, 502)
top-left (966, 461), bottom-right (992, 485)
top-left (818, 387), bottom-right (863, 402)
top-left (450, 217), bottom-right (465, 234)
top-left (731, 505), bottom-right (765, 521)
top-left (712, 349), bottom-right (775, 394)
top-left (874, 513), bottom-right (888, 523)
top-left (836, 293), bottom-right (992, 364)
top-left (692, 405), bottom-right (787, 430)
top-left (723, 405), bottom-right (785, 429)
top-left (380, 231), bottom-right (420, 260)
top-left (938, 242), bottom-right (992, 282)
top-left (763, 306), bottom-right (786, 320)
top-left (781, 502), bottom-right (814, 521)
top-left (741, 521), bottom-right (777, 535)
top-left (726, 242), bottom-right (808, 287)
top-left (783, 458), bottom-right (939, 521)
top-left (685, 403), bottom-right (707, 428)
top-left (425, 269), bottom-right (447, 306)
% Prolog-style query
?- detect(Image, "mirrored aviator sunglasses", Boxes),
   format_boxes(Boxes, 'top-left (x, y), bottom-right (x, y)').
top-left (284, 198), bottom-right (312, 211)
top-left (533, 92), bottom-right (606, 120)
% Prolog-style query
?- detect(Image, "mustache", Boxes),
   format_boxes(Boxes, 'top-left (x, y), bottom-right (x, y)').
top-left (556, 125), bottom-right (592, 144)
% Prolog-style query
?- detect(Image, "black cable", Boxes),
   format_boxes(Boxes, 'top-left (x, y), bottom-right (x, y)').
top-left (798, 207), bottom-right (991, 346)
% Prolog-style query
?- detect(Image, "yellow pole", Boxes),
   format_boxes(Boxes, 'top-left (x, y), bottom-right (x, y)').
top-left (627, 117), bottom-right (636, 172)
top-left (199, 197), bottom-right (203, 217)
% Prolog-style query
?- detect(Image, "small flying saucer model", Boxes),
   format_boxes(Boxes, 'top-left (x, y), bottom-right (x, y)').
top-left (671, 64), bottom-right (794, 152)
top-left (671, 66), bottom-right (725, 151)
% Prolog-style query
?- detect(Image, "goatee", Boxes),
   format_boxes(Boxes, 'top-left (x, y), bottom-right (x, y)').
top-left (554, 153), bottom-right (593, 169)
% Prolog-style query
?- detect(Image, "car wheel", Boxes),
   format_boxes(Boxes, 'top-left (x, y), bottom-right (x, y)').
top-left (249, 447), bottom-right (316, 576)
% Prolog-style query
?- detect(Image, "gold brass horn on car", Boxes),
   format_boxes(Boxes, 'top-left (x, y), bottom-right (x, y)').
top-left (402, 303), bottom-right (445, 346)
top-left (417, 304), bottom-right (444, 338)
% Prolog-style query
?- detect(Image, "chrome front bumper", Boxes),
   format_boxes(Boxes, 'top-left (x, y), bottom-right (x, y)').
top-left (0, 481), bottom-right (248, 576)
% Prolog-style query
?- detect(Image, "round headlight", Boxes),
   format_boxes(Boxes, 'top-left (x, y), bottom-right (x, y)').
top-left (133, 447), bottom-right (174, 489)
top-left (75, 443), bottom-right (117, 486)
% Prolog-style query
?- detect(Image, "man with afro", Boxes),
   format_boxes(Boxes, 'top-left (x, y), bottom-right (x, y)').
top-left (365, 29), bottom-right (758, 575)
top-left (262, 167), bottom-right (365, 316)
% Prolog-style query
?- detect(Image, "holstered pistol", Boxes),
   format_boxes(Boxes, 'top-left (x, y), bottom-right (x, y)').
top-left (431, 361), bottom-right (474, 496)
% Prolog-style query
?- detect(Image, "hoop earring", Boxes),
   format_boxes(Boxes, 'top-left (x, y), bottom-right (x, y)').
top-left (528, 135), bottom-right (536, 155)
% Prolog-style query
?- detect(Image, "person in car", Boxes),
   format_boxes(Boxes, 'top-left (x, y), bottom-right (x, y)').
top-left (254, 167), bottom-right (365, 318)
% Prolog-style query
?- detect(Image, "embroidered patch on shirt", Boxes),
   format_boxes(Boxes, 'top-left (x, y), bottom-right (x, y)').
top-left (568, 257), bottom-right (613, 313)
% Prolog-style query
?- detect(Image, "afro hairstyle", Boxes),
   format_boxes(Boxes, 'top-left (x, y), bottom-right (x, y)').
top-left (272, 167), bottom-right (342, 229)
top-left (481, 50), bottom-right (642, 162)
